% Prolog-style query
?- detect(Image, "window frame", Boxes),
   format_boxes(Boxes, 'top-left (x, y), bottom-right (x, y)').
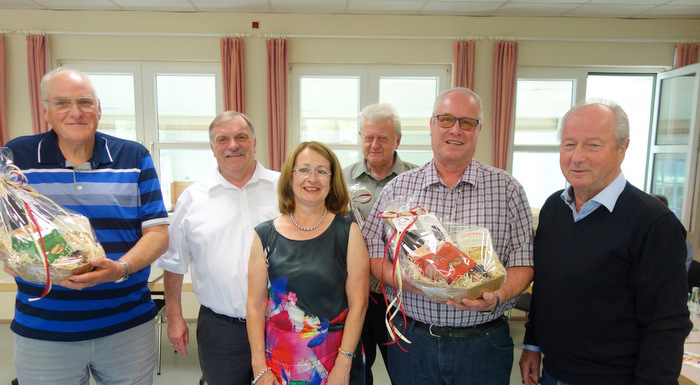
top-left (512, 66), bottom-right (666, 210)
top-left (290, 63), bottom-right (450, 167)
top-left (59, 60), bottom-right (224, 210)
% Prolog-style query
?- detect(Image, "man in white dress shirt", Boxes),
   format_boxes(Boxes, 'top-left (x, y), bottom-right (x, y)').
top-left (156, 111), bottom-right (280, 385)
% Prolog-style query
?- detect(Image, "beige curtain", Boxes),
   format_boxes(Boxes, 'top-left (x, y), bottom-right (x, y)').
top-left (220, 38), bottom-right (246, 113)
top-left (453, 40), bottom-right (475, 89)
top-left (27, 34), bottom-right (50, 134)
top-left (0, 35), bottom-right (7, 146)
top-left (266, 39), bottom-right (288, 171)
top-left (492, 40), bottom-right (518, 170)
top-left (674, 43), bottom-right (699, 68)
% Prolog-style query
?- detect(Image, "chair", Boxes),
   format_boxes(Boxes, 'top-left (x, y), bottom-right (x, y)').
top-left (507, 289), bottom-right (532, 320)
top-left (514, 291), bottom-right (531, 313)
top-left (152, 295), bottom-right (167, 375)
top-left (689, 260), bottom-right (700, 294)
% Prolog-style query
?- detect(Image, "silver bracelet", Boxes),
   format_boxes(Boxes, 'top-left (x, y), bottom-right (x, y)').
top-left (479, 292), bottom-right (501, 315)
top-left (251, 367), bottom-right (271, 385)
top-left (338, 347), bottom-right (356, 359)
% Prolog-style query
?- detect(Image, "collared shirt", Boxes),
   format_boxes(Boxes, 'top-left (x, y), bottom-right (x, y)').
top-left (344, 153), bottom-right (418, 293)
top-left (156, 162), bottom-right (280, 318)
top-left (524, 171), bottom-right (627, 353)
top-left (6, 129), bottom-right (169, 341)
top-left (343, 153), bottom-right (418, 219)
top-left (362, 159), bottom-right (534, 327)
top-left (561, 172), bottom-right (626, 222)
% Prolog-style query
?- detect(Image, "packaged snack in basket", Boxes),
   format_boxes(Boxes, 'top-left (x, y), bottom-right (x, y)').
top-left (382, 206), bottom-right (506, 302)
top-left (0, 148), bottom-right (106, 298)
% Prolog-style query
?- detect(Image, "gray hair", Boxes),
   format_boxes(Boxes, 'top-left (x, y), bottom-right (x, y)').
top-left (432, 87), bottom-right (484, 121)
top-left (558, 98), bottom-right (630, 148)
top-left (41, 67), bottom-right (98, 106)
top-left (358, 103), bottom-right (402, 136)
top-left (208, 111), bottom-right (256, 142)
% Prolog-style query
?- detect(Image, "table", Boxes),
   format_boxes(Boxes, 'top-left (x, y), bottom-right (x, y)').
top-left (0, 265), bottom-right (191, 292)
top-left (682, 314), bottom-right (700, 384)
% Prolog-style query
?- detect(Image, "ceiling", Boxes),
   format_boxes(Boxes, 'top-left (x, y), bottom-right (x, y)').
top-left (1, 0), bottom-right (699, 19)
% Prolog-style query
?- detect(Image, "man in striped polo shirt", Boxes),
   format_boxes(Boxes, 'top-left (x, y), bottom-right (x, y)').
top-left (4, 67), bottom-right (169, 385)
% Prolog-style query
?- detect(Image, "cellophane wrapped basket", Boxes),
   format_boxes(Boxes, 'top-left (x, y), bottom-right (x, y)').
top-left (382, 206), bottom-right (506, 302)
top-left (345, 183), bottom-right (371, 229)
top-left (0, 148), bottom-right (105, 294)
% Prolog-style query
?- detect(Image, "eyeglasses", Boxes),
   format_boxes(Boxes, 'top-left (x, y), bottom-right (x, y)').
top-left (293, 167), bottom-right (332, 180)
top-left (433, 114), bottom-right (481, 132)
top-left (44, 97), bottom-right (98, 113)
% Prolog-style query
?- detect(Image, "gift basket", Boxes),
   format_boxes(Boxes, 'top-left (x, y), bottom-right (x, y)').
top-left (345, 183), bottom-right (371, 229)
top-left (0, 148), bottom-right (106, 298)
top-left (379, 203), bottom-right (506, 302)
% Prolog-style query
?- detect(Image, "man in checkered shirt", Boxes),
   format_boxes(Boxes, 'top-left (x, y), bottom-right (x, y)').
top-left (362, 87), bottom-right (534, 385)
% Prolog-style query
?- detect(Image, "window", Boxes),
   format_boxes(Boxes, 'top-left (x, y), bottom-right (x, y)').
top-left (291, 64), bottom-right (450, 168)
top-left (60, 61), bottom-right (223, 210)
top-left (512, 67), bottom-right (658, 210)
top-left (647, 63), bottom-right (700, 229)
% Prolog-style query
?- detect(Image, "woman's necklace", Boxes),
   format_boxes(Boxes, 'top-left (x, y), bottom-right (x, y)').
top-left (290, 207), bottom-right (328, 231)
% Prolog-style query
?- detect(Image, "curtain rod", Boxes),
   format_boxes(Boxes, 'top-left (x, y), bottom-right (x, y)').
top-left (4, 29), bottom-right (696, 44)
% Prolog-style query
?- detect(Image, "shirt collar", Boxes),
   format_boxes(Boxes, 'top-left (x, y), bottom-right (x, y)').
top-left (205, 161), bottom-right (275, 190)
top-left (351, 152), bottom-right (409, 181)
top-left (38, 130), bottom-right (113, 169)
top-left (561, 171), bottom-right (626, 214)
top-left (422, 159), bottom-right (476, 189)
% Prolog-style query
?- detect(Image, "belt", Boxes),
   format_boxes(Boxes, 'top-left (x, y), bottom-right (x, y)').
top-left (200, 305), bottom-right (246, 324)
top-left (406, 316), bottom-right (506, 338)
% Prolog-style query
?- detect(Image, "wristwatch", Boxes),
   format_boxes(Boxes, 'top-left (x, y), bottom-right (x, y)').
top-left (114, 260), bottom-right (129, 283)
top-left (479, 292), bottom-right (500, 315)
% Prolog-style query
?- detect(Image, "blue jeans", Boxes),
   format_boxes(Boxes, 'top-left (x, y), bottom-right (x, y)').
top-left (541, 368), bottom-right (574, 385)
top-left (387, 316), bottom-right (513, 385)
top-left (15, 320), bottom-right (156, 385)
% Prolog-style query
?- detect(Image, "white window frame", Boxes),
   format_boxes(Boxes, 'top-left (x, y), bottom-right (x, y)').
top-left (59, 60), bottom-right (223, 175)
top-left (290, 63), bottom-right (450, 164)
top-left (512, 66), bottom-right (666, 209)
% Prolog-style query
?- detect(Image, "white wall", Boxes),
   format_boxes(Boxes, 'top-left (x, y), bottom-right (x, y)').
top-left (0, 10), bottom-right (699, 319)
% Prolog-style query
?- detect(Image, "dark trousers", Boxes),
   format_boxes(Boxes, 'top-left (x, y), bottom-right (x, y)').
top-left (387, 316), bottom-right (513, 385)
top-left (361, 292), bottom-right (392, 385)
top-left (197, 306), bottom-right (252, 385)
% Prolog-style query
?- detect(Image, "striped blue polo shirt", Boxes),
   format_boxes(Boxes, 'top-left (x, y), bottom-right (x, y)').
top-left (5, 129), bottom-right (169, 341)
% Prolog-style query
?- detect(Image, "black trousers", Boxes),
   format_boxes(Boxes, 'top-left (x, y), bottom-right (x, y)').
top-left (197, 306), bottom-right (252, 385)
top-left (361, 291), bottom-right (392, 385)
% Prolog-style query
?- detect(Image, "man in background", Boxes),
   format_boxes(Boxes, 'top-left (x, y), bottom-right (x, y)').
top-left (362, 87), bottom-right (534, 385)
top-left (343, 102), bottom-right (416, 384)
top-left (156, 111), bottom-right (280, 385)
top-left (5, 67), bottom-right (170, 384)
top-left (520, 99), bottom-right (691, 385)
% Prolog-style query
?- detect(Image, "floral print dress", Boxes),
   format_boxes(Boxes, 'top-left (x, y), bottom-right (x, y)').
top-left (255, 215), bottom-right (365, 385)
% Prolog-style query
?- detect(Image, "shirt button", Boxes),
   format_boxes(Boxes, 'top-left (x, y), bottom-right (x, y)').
top-left (77, 185), bottom-right (83, 190)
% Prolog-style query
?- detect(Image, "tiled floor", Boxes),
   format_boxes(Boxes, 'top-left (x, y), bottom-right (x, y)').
top-left (0, 320), bottom-right (527, 385)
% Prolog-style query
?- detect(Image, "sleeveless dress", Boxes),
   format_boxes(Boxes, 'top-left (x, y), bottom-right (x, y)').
top-left (254, 215), bottom-right (365, 385)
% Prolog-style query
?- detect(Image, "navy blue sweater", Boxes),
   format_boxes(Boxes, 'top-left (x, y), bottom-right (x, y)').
top-left (524, 182), bottom-right (691, 385)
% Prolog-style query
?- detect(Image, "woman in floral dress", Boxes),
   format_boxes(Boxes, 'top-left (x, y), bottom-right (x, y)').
top-left (247, 141), bottom-right (369, 385)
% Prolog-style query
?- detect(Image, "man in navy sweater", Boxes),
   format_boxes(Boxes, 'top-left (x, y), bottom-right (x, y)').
top-left (519, 99), bottom-right (691, 385)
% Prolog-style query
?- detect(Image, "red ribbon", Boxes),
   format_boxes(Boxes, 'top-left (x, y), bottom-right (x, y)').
top-left (23, 201), bottom-right (52, 299)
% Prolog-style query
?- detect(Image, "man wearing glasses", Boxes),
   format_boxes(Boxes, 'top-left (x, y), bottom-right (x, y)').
top-left (343, 103), bottom-right (417, 385)
top-left (362, 87), bottom-right (534, 385)
top-left (4, 67), bottom-right (170, 384)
